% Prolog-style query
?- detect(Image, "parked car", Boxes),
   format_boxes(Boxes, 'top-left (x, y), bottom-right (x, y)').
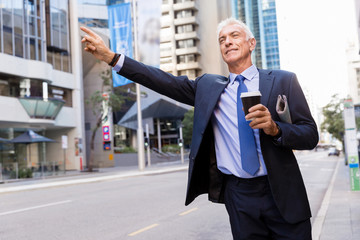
top-left (328, 147), bottom-right (340, 156)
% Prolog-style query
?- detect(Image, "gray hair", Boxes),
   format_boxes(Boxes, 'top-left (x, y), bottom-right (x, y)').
top-left (217, 17), bottom-right (254, 40)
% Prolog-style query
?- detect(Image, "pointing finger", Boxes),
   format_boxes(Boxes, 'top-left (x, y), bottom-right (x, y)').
top-left (80, 26), bottom-right (96, 37)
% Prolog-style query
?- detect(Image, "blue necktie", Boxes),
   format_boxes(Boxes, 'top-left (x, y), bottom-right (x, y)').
top-left (236, 75), bottom-right (260, 175)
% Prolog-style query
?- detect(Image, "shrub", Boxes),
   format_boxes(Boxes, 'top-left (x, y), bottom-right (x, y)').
top-left (162, 144), bottom-right (181, 153)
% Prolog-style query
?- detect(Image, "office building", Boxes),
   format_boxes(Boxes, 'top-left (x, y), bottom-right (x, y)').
top-left (232, 0), bottom-right (280, 69)
top-left (79, 0), bottom-right (233, 157)
top-left (347, 0), bottom-right (360, 104)
top-left (0, 0), bottom-right (85, 174)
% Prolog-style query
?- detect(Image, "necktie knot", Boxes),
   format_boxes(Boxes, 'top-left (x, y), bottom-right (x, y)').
top-left (235, 75), bottom-right (246, 83)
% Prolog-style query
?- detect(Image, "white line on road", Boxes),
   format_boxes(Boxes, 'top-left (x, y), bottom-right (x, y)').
top-left (128, 223), bottom-right (159, 236)
top-left (312, 158), bottom-right (341, 240)
top-left (0, 200), bottom-right (72, 216)
top-left (179, 207), bottom-right (198, 216)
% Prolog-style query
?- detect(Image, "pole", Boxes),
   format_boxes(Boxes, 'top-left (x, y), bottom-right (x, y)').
top-left (132, 0), bottom-right (145, 171)
top-left (146, 123), bottom-right (151, 166)
top-left (179, 125), bottom-right (184, 164)
top-left (157, 118), bottom-right (162, 152)
top-left (63, 149), bottom-right (66, 174)
top-left (0, 163), bottom-right (3, 182)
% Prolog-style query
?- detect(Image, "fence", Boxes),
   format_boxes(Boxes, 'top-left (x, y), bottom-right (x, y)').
top-left (0, 162), bottom-right (63, 181)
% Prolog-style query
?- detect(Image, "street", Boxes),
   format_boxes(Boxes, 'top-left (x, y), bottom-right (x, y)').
top-left (0, 150), bottom-right (339, 240)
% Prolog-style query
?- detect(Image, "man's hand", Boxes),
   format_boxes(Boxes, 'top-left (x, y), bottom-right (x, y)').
top-left (245, 104), bottom-right (279, 136)
top-left (80, 26), bottom-right (115, 64)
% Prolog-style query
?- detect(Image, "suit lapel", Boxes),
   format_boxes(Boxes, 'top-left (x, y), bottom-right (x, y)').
top-left (259, 69), bottom-right (274, 107)
top-left (196, 75), bottom-right (229, 130)
top-left (190, 75), bottom-right (228, 158)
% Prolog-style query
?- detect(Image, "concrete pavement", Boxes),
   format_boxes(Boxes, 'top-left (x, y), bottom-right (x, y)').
top-left (1, 155), bottom-right (359, 239)
top-left (314, 157), bottom-right (360, 240)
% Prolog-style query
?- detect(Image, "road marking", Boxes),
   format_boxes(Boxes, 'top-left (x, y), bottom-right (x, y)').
top-left (0, 200), bottom-right (72, 216)
top-left (179, 207), bottom-right (198, 216)
top-left (128, 223), bottom-right (159, 237)
top-left (312, 158), bottom-right (341, 240)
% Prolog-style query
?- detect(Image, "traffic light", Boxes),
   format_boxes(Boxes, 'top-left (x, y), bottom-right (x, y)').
top-left (178, 138), bottom-right (183, 147)
top-left (144, 137), bottom-right (149, 148)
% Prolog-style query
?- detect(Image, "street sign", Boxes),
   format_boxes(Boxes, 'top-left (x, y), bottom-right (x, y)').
top-left (343, 99), bottom-right (360, 191)
top-left (102, 126), bottom-right (110, 141)
top-left (61, 135), bottom-right (68, 149)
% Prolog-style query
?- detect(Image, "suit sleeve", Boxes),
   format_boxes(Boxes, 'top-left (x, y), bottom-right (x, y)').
top-left (118, 56), bottom-right (197, 106)
top-left (274, 73), bottom-right (319, 150)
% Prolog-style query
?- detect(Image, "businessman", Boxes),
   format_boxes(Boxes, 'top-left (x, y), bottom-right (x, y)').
top-left (81, 18), bottom-right (318, 239)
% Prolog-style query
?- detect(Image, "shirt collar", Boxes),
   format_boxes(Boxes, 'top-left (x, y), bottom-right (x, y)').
top-left (229, 65), bottom-right (258, 85)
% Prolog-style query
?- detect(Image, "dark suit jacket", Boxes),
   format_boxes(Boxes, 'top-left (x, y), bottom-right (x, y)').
top-left (119, 56), bottom-right (319, 224)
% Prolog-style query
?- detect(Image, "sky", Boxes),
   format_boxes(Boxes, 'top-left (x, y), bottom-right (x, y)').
top-left (276, 0), bottom-right (358, 108)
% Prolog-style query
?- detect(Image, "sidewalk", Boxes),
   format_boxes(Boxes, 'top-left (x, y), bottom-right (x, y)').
top-left (313, 157), bottom-right (360, 240)
top-left (0, 159), bottom-right (189, 194)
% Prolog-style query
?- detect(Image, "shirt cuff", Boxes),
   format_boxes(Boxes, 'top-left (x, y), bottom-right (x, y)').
top-left (113, 54), bottom-right (125, 72)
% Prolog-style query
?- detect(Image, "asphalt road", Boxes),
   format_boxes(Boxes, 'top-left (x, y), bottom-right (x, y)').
top-left (0, 150), bottom-right (339, 240)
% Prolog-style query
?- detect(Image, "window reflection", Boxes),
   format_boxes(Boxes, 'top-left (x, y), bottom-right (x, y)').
top-left (0, 0), bottom-right (71, 73)
top-left (46, 0), bottom-right (71, 72)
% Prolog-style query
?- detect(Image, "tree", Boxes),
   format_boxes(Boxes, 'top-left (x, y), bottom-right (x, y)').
top-left (86, 68), bottom-right (128, 171)
top-left (182, 108), bottom-right (194, 147)
top-left (321, 94), bottom-right (344, 143)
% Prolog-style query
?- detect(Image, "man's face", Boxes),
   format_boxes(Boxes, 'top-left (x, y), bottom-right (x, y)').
top-left (218, 24), bottom-right (256, 68)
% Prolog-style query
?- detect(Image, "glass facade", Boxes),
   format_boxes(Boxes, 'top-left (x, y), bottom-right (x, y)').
top-left (233, 0), bottom-right (280, 69)
top-left (0, 0), bottom-right (73, 109)
top-left (0, 0), bottom-right (71, 72)
top-left (46, 0), bottom-right (71, 72)
top-left (262, 0), bottom-right (280, 69)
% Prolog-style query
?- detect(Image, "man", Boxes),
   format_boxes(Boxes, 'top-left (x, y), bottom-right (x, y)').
top-left (81, 18), bottom-right (318, 239)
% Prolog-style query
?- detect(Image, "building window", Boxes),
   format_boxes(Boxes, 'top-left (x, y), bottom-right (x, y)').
top-left (0, 74), bottom-right (73, 107)
top-left (2, 1), bottom-right (15, 56)
top-left (160, 57), bottom-right (172, 64)
top-left (48, 86), bottom-right (72, 107)
top-left (160, 41), bottom-right (172, 52)
top-left (78, 18), bottom-right (108, 28)
top-left (0, 1), bottom-right (50, 62)
top-left (45, 0), bottom-right (71, 73)
top-left (179, 69), bottom-right (197, 79)
top-left (175, 9), bottom-right (193, 19)
top-left (176, 24), bottom-right (194, 34)
top-left (174, 0), bottom-right (193, 3)
top-left (177, 54), bottom-right (195, 63)
top-left (176, 39), bottom-right (195, 49)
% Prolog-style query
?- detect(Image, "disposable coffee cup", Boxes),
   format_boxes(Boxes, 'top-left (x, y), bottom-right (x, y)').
top-left (240, 91), bottom-right (262, 118)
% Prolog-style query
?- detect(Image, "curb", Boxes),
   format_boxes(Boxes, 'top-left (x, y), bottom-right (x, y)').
top-left (311, 157), bottom-right (341, 240)
top-left (0, 165), bottom-right (188, 194)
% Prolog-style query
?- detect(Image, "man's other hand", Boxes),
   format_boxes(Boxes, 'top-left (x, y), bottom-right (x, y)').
top-left (246, 104), bottom-right (279, 136)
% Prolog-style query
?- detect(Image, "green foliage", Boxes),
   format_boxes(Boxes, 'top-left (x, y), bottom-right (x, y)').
top-left (182, 108), bottom-right (194, 147)
top-left (86, 69), bottom-right (128, 119)
top-left (18, 168), bottom-right (32, 178)
top-left (321, 94), bottom-right (344, 142)
top-left (162, 144), bottom-right (181, 153)
top-left (115, 146), bottom-right (137, 153)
